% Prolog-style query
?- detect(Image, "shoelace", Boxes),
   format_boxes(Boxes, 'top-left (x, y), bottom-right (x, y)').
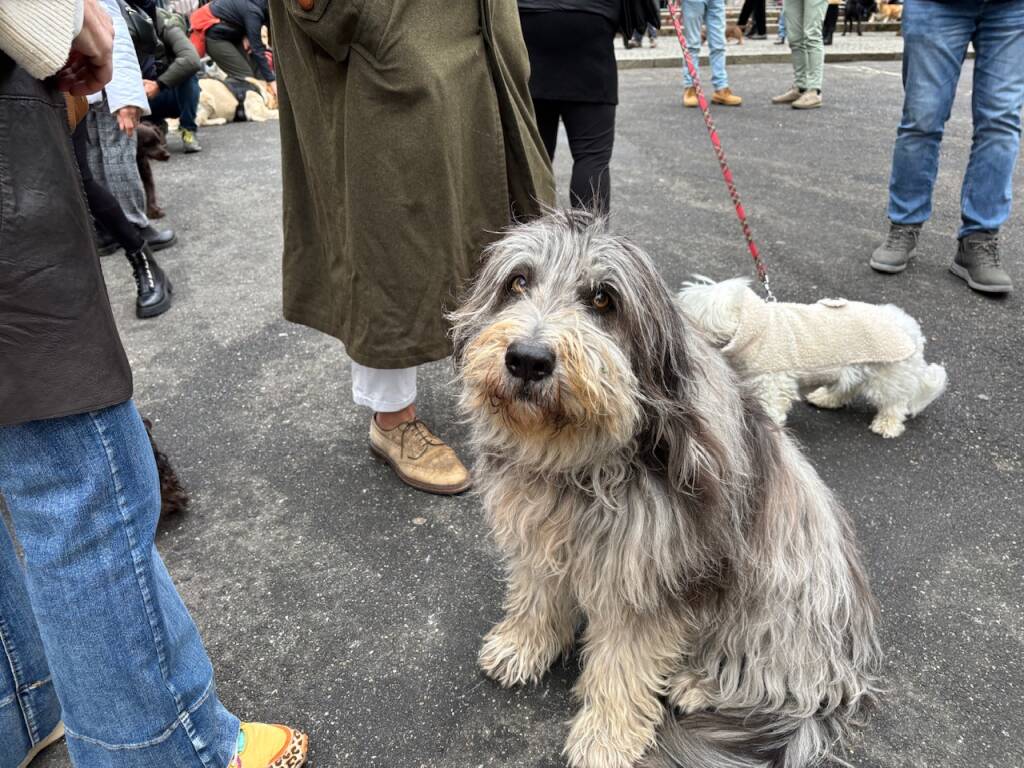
top-left (885, 226), bottom-right (918, 250)
top-left (130, 250), bottom-right (156, 292)
top-left (971, 237), bottom-right (1002, 268)
top-left (398, 420), bottom-right (444, 460)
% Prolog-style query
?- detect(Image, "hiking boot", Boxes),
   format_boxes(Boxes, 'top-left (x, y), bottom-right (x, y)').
top-left (180, 128), bottom-right (202, 153)
top-left (771, 86), bottom-right (802, 103)
top-left (792, 90), bottom-right (822, 109)
top-left (228, 723), bottom-right (308, 768)
top-left (950, 231), bottom-right (1012, 294)
top-left (774, 36), bottom-right (786, 44)
top-left (712, 87), bottom-right (743, 106)
top-left (126, 244), bottom-right (173, 318)
top-left (369, 417), bottom-right (472, 495)
top-left (682, 86), bottom-right (698, 108)
top-left (137, 224), bottom-right (177, 252)
top-left (870, 222), bottom-right (922, 273)
top-left (748, 32), bottom-right (767, 39)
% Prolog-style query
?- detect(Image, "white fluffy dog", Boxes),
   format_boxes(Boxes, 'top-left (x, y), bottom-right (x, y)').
top-left (677, 277), bottom-right (947, 437)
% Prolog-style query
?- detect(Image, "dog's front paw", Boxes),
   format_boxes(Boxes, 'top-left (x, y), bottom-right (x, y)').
top-left (478, 618), bottom-right (564, 687)
top-left (806, 386), bottom-right (845, 410)
top-left (870, 413), bottom-right (906, 439)
top-left (564, 706), bottom-right (653, 768)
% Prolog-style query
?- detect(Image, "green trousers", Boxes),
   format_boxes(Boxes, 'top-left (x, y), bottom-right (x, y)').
top-left (205, 36), bottom-right (258, 81)
top-left (784, 0), bottom-right (828, 91)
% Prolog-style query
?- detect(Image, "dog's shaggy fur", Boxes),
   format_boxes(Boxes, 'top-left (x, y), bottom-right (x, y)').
top-left (677, 277), bottom-right (947, 438)
top-left (451, 211), bottom-right (883, 768)
top-left (142, 417), bottom-right (189, 517)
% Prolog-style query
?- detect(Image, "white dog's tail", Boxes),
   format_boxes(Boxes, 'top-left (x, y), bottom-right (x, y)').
top-left (908, 363), bottom-right (947, 417)
top-left (644, 709), bottom-right (854, 768)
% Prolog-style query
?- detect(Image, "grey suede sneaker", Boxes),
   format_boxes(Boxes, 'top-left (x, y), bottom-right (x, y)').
top-left (950, 231), bottom-right (1012, 294)
top-left (870, 222), bottom-right (922, 273)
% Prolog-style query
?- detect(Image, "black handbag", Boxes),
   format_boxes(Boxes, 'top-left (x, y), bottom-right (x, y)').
top-left (118, 0), bottom-right (161, 57)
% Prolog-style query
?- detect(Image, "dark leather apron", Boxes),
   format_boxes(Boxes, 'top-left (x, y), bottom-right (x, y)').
top-left (0, 55), bottom-right (132, 426)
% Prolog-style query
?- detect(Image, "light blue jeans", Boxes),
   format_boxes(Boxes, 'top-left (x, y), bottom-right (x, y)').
top-left (887, 0), bottom-right (1024, 236)
top-left (682, 0), bottom-right (730, 90)
top-left (0, 401), bottom-right (239, 767)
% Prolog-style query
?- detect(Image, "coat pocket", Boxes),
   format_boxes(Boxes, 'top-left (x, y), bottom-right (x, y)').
top-left (282, 0), bottom-right (366, 62)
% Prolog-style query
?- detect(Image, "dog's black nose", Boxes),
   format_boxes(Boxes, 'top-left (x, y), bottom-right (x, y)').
top-left (505, 341), bottom-right (555, 383)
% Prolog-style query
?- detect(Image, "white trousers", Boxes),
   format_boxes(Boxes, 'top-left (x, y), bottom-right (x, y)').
top-left (351, 362), bottom-right (417, 412)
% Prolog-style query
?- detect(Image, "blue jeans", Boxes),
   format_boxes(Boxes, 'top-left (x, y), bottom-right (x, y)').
top-left (0, 401), bottom-right (238, 767)
top-left (682, 0), bottom-right (730, 90)
top-left (777, 7), bottom-right (787, 39)
top-left (887, 0), bottom-right (1024, 236)
top-left (148, 74), bottom-right (201, 133)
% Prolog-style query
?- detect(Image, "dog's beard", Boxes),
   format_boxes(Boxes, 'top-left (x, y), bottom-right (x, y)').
top-left (459, 320), bottom-right (641, 469)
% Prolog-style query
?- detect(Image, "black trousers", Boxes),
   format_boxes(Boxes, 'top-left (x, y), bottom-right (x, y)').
top-left (823, 4), bottom-right (840, 41)
top-left (533, 100), bottom-right (616, 215)
top-left (738, 0), bottom-right (767, 36)
top-left (72, 121), bottom-right (145, 253)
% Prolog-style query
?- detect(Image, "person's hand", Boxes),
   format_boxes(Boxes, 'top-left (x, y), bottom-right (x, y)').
top-left (267, 80), bottom-right (277, 98)
top-left (143, 79), bottom-right (161, 99)
top-left (116, 106), bottom-right (142, 137)
top-left (57, 0), bottom-right (114, 96)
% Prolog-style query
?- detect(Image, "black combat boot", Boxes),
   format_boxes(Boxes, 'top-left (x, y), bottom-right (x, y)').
top-left (126, 244), bottom-right (173, 318)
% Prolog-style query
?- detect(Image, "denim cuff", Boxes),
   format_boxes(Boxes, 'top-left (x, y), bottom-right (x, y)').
top-left (65, 680), bottom-right (240, 768)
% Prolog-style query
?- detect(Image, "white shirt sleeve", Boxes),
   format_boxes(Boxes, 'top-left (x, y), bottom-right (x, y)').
top-left (0, 0), bottom-right (82, 79)
top-left (94, 0), bottom-right (149, 115)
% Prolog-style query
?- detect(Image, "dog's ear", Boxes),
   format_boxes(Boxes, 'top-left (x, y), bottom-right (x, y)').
top-left (619, 253), bottom-right (732, 512)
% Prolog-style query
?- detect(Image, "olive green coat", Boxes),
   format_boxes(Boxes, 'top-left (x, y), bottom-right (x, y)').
top-left (269, 0), bottom-right (555, 368)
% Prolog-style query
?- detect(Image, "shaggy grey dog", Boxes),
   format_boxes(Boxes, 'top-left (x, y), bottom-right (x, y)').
top-left (451, 211), bottom-right (883, 768)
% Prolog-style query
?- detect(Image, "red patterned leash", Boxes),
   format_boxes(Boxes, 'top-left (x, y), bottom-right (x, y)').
top-left (665, 1), bottom-right (776, 302)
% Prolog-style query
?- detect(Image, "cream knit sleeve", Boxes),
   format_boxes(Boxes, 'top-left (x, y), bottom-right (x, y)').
top-left (0, 0), bottom-right (84, 80)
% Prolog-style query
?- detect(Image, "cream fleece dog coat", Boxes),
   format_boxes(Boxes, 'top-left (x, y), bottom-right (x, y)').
top-left (721, 292), bottom-right (917, 375)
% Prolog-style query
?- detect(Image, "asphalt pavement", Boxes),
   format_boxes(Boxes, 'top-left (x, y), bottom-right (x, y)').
top-left (25, 61), bottom-right (1024, 768)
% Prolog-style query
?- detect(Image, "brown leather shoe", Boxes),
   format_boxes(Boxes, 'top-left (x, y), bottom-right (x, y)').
top-left (369, 417), bottom-right (472, 495)
top-left (712, 87), bottom-right (742, 106)
top-left (682, 86), bottom-right (698, 108)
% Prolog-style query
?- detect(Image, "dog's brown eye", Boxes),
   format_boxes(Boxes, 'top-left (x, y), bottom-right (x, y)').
top-left (591, 291), bottom-right (612, 313)
top-left (509, 274), bottom-right (528, 295)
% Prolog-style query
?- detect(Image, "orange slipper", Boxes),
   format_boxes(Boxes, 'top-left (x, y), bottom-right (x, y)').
top-left (227, 723), bottom-right (308, 768)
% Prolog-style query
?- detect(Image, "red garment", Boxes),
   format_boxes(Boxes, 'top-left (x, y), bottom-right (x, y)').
top-left (189, 4), bottom-right (221, 57)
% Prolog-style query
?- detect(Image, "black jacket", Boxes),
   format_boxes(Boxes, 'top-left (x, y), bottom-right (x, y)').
top-left (208, 0), bottom-right (275, 81)
top-left (0, 56), bottom-right (132, 426)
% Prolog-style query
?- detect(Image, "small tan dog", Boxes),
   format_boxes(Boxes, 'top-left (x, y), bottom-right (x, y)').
top-left (702, 23), bottom-right (745, 44)
top-left (873, 3), bottom-right (904, 22)
top-left (196, 76), bottom-right (279, 127)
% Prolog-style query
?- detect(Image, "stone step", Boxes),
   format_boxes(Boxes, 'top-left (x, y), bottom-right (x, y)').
top-left (654, 21), bottom-right (902, 35)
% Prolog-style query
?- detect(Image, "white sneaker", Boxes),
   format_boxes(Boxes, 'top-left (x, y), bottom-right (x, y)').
top-left (792, 90), bottom-right (823, 109)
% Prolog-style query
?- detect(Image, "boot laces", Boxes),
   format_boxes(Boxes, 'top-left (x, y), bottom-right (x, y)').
top-left (972, 237), bottom-right (1001, 268)
top-left (399, 420), bottom-right (444, 460)
top-left (131, 250), bottom-right (155, 291)
top-left (885, 225), bottom-right (917, 250)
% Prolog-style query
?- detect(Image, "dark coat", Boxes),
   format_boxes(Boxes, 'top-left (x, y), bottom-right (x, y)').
top-left (270, 0), bottom-right (556, 368)
top-left (156, 18), bottom-right (202, 89)
top-left (0, 56), bottom-right (132, 426)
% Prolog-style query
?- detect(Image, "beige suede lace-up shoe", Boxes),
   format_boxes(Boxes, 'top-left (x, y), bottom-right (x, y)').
top-left (369, 417), bottom-right (472, 495)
